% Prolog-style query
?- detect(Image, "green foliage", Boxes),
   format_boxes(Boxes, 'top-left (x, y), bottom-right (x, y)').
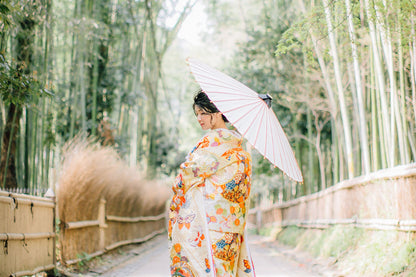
top-left (275, 18), bottom-right (307, 55)
top-left (343, 231), bottom-right (416, 275)
top-left (44, 111), bottom-right (56, 148)
top-left (76, 252), bottom-right (93, 269)
top-left (275, 226), bottom-right (416, 276)
top-left (0, 53), bottom-right (53, 106)
top-left (318, 225), bottom-right (363, 258)
top-left (155, 129), bottom-right (187, 176)
top-left (0, 3), bottom-right (11, 28)
top-left (258, 225), bottom-right (275, 237)
top-left (275, 5), bottom-right (326, 68)
top-left (275, 226), bottom-right (304, 247)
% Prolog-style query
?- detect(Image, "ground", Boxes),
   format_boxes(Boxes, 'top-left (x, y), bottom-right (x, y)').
top-left (57, 233), bottom-right (344, 276)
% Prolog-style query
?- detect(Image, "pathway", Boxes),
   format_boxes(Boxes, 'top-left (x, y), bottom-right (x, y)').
top-left (97, 234), bottom-right (340, 277)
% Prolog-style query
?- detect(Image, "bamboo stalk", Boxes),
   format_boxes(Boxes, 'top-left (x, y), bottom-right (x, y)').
top-left (322, 0), bottom-right (354, 179)
top-left (370, 51), bottom-right (380, 171)
top-left (90, 0), bottom-right (105, 138)
top-left (24, 109), bottom-right (30, 188)
top-left (397, 11), bottom-right (410, 164)
top-left (364, 0), bottom-right (391, 166)
top-left (30, 110), bottom-right (38, 190)
top-left (345, 0), bottom-right (370, 175)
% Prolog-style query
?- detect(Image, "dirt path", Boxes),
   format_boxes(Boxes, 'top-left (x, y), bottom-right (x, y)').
top-left (88, 234), bottom-right (341, 277)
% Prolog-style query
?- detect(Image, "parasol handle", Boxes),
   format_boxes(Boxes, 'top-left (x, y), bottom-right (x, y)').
top-left (258, 94), bottom-right (273, 108)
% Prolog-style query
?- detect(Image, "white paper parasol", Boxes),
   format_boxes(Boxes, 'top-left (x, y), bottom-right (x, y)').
top-left (187, 57), bottom-right (303, 182)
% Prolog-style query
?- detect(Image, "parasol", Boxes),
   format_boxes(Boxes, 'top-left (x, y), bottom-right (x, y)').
top-left (187, 57), bottom-right (303, 183)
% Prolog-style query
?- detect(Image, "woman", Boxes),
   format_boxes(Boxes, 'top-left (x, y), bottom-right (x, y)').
top-left (169, 90), bottom-right (255, 277)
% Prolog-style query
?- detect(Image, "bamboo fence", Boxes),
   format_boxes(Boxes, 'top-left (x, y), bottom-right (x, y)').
top-left (59, 198), bottom-right (167, 264)
top-left (0, 188), bottom-right (168, 275)
top-left (249, 163), bottom-right (416, 232)
top-left (0, 190), bottom-right (56, 277)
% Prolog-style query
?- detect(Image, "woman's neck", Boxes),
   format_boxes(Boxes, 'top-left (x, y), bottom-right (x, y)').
top-left (211, 121), bottom-right (227, 130)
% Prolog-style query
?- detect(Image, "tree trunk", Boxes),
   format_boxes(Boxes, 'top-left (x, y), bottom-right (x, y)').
top-left (0, 105), bottom-right (22, 189)
top-left (0, 14), bottom-right (35, 189)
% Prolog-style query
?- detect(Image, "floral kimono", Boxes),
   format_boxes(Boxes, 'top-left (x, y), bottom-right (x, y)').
top-left (169, 128), bottom-right (255, 277)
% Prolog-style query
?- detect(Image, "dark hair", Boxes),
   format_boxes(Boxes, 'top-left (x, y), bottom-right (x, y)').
top-left (193, 90), bottom-right (229, 122)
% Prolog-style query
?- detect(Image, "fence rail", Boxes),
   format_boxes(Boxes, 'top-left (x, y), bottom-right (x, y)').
top-left (261, 218), bottom-right (416, 232)
top-left (65, 220), bottom-right (100, 230)
top-left (1, 187), bottom-right (49, 196)
top-left (106, 213), bottom-right (165, 222)
top-left (64, 228), bottom-right (166, 265)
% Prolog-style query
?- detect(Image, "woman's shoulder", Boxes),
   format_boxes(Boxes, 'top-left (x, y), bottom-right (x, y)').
top-left (200, 129), bottom-right (242, 147)
top-left (195, 130), bottom-right (222, 148)
top-left (210, 128), bottom-right (241, 139)
top-left (191, 129), bottom-right (242, 152)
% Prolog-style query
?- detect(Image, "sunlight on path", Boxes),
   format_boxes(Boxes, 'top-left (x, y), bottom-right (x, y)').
top-left (101, 235), bottom-right (170, 277)
top-left (248, 235), bottom-right (320, 277)
top-left (101, 234), bottom-right (321, 276)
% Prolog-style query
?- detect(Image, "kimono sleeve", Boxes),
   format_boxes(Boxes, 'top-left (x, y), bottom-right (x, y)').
top-left (179, 149), bottom-right (220, 191)
top-left (170, 133), bottom-right (226, 213)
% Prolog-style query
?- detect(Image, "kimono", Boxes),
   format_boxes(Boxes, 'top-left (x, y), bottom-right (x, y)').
top-left (169, 128), bottom-right (255, 277)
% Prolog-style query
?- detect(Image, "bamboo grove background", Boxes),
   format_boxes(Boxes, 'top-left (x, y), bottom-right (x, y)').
top-left (0, 0), bottom-right (197, 191)
top-left (0, 0), bottom-right (415, 205)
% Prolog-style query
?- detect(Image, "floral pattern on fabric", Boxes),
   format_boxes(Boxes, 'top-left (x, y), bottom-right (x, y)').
top-left (169, 129), bottom-right (255, 277)
top-left (212, 232), bottom-right (240, 261)
top-left (170, 243), bottom-right (196, 277)
top-left (221, 171), bottom-right (249, 203)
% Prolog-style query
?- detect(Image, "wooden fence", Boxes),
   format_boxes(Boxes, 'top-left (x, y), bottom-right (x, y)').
top-left (0, 190), bottom-right (55, 277)
top-left (249, 163), bottom-right (416, 232)
top-left (59, 198), bottom-right (167, 264)
top-left (0, 189), bottom-right (167, 276)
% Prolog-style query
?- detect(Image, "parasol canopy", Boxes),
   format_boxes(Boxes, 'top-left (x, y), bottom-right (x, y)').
top-left (187, 58), bottom-right (303, 183)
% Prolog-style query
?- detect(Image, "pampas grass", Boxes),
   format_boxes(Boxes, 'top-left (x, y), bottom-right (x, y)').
top-left (57, 137), bottom-right (171, 262)
top-left (57, 137), bottom-right (170, 222)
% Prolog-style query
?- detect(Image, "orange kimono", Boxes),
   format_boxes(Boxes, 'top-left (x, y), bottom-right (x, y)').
top-left (169, 129), bottom-right (255, 277)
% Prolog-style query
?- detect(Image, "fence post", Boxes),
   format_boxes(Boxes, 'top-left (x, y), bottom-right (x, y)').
top-left (256, 208), bottom-right (262, 234)
top-left (98, 199), bottom-right (107, 250)
top-left (45, 188), bottom-right (56, 276)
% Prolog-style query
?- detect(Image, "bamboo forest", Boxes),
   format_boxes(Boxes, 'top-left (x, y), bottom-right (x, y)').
top-left (1, 0), bottom-right (416, 202)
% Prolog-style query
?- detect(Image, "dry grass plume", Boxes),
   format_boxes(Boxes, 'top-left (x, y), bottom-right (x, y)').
top-left (57, 137), bottom-right (171, 223)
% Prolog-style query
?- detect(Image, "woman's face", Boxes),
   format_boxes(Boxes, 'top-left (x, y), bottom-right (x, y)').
top-left (194, 105), bottom-right (224, 130)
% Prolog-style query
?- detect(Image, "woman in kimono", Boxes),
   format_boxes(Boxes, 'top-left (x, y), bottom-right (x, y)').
top-left (169, 90), bottom-right (255, 277)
